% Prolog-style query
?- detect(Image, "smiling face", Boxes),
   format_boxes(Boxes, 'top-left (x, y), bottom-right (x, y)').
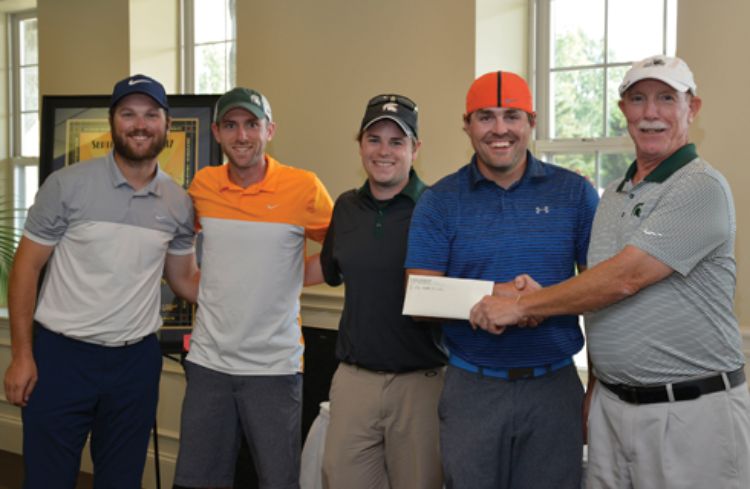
top-left (359, 119), bottom-right (420, 200)
top-left (110, 93), bottom-right (169, 165)
top-left (464, 107), bottom-right (534, 186)
top-left (619, 79), bottom-right (702, 167)
top-left (212, 107), bottom-right (276, 178)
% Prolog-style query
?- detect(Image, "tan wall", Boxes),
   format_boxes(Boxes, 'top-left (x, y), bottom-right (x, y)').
top-left (677, 0), bottom-right (750, 330)
top-left (2, 2), bottom-right (750, 488)
top-left (1, 1), bottom-right (477, 487)
top-left (235, 0), bottom-right (476, 199)
top-left (129, 0), bottom-right (179, 92)
top-left (38, 0), bottom-right (130, 95)
top-left (476, 0), bottom-right (528, 77)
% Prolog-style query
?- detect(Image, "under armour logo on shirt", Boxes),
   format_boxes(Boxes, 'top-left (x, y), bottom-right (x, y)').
top-left (535, 206), bottom-right (550, 214)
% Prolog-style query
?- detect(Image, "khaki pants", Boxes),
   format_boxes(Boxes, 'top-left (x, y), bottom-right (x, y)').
top-left (587, 381), bottom-right (750, 489)
top-left (322, 363), bottom-right (444, 489)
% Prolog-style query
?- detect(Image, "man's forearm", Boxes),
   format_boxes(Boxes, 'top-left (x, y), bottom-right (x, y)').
top-left (471, 246), bottom-right (674, 330)
top-left (5, 237), bottom-right (53, 406)
top-left (164, 252), bottom-right (201, 303)
top-left (518, 259), bottom-right (630, 318)
top-left (304, 253), bottom-right (323, 286)
top-left (8, 268), bottom-right (37, 360)
top-left (7, 239), bottom-right (52, 358)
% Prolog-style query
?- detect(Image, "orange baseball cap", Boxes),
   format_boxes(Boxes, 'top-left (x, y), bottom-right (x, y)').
top-left (465, 71), bottom-right (534, 116)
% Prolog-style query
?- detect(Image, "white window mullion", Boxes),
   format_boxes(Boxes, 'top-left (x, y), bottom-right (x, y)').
top-left (181, 0), bottom-right (236, 94)
top-left (534, 0), bottom-right (675, 192)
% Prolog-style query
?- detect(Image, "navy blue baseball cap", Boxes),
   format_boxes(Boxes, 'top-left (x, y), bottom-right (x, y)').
top-left (110, 74), bottom-right (169, 111)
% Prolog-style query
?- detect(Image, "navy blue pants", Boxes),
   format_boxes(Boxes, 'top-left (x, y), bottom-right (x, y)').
top-left (22, 326), bottom-right (162, 489)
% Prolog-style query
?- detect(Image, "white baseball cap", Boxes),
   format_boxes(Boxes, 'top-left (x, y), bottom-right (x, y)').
top-left (619, 55), bottom-right (697, 96)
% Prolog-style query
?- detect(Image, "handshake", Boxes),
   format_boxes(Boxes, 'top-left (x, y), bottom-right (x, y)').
top-left (469, 274), bottom-right (545, 335)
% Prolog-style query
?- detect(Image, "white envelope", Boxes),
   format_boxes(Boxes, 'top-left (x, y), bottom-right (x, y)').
top-left (402, 275), bottom-right (494, 320)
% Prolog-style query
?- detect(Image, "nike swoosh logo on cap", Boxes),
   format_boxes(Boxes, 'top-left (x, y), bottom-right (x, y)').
top-left (128, 79), bottom-right (151, 86)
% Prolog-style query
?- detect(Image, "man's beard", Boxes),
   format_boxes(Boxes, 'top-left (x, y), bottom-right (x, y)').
top-left (112, 128), bottom-right (168, 164)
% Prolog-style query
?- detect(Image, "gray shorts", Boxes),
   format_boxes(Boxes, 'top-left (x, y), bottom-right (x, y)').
top-left (174, 360), bottom-right (302, 489)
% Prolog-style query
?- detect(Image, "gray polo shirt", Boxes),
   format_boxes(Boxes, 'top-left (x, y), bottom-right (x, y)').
top-left (24, 152), bottom-right (195, 344)
top-left (585, 144), bottom-right (743, 386)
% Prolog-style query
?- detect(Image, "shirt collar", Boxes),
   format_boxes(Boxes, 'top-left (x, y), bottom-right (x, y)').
top-left (217, 154), bottom-right (280, 194)
top-left (616, 143), bottom-right (698, 192)
top-left (107, 151), bottom-right (162, 196)
top-left (468, 150), bottom-right (547, 189)
top-left (358, 168), bottom-right (426, 204)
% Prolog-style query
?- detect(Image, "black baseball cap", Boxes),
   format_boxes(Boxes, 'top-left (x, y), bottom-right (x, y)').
top-left (110, 74), bottom-right (169, 111)
top-left (360, 94), bottom-right (418, 138)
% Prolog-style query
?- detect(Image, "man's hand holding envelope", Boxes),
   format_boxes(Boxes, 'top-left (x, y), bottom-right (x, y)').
top-left (403, 273), bottom-right (544, 334)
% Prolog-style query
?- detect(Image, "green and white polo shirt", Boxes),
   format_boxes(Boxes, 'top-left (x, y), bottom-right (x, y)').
top-left (585, 144), bottom-right (743, 386)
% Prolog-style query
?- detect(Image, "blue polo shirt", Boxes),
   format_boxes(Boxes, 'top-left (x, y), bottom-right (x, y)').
top-left (405, 152), bottom-right (599, 368)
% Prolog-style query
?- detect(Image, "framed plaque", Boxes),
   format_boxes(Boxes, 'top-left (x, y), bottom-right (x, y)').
top-left (39, 94), bottom-right (223, 353)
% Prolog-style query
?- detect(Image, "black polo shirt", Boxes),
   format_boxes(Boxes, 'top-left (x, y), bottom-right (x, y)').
top-left (321, 170), bottom-right (447, 372)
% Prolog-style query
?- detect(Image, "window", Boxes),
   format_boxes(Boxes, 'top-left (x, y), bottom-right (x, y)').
top-left (9, 10), bottom-right (39, 232)
top-left (181, 0), bottom-right (236, 94)
top-left (533, 0), bottom-right (677, 192)
top-left (10, 11), bottom-right (39, 158)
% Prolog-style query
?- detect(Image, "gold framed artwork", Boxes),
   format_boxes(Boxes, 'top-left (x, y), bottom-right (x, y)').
top-left (40, 94), bottom-right (222, 353)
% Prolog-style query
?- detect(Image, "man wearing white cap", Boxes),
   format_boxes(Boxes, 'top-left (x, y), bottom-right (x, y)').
top-left (469, 55), bottom-right (750, 488)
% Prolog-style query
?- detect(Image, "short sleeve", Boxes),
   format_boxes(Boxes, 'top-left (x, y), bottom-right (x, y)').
top-left (405, 187), bottom-right (451, 272)
top-left (167, 193), bottom-right (196, 255)
top-left (629, 173), bottom-right (731, 276)
top-left (23, 172), bottom-right (68, 246)
top-left (305, 174), bottom-right (333, 243)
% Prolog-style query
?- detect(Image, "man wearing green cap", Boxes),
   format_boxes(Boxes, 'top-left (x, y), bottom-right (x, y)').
top-left (174, 87), bottom-right (333, 489)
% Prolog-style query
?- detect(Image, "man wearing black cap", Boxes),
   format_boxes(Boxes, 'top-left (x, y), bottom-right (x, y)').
top-left (319, 94), bottom-right (446, 489)
top-left (3, 74), bottom-right (198, 488)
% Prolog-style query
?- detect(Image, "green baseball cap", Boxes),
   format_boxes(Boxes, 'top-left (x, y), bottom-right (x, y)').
top-left (214, 87), bottom-right (273, 122)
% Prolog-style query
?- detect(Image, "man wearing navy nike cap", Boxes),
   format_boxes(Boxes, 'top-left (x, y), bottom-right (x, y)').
top-left (3, 74), bottom-right (198, 489)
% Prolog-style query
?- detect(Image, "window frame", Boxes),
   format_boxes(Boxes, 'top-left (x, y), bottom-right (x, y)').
top-left (531, 0), bottom-right (676, 190)
top-left (180, 0), bottom-right (236, 94)
top-left (7, 9), bottom-right (39, 234)
top-left (9, 9), bottom-right (38, 158)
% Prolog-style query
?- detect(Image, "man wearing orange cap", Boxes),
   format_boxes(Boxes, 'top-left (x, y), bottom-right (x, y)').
top-left (469, 56), bottom-right (750, 489)
top-left (405, 71), bottom-right (599, 488)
